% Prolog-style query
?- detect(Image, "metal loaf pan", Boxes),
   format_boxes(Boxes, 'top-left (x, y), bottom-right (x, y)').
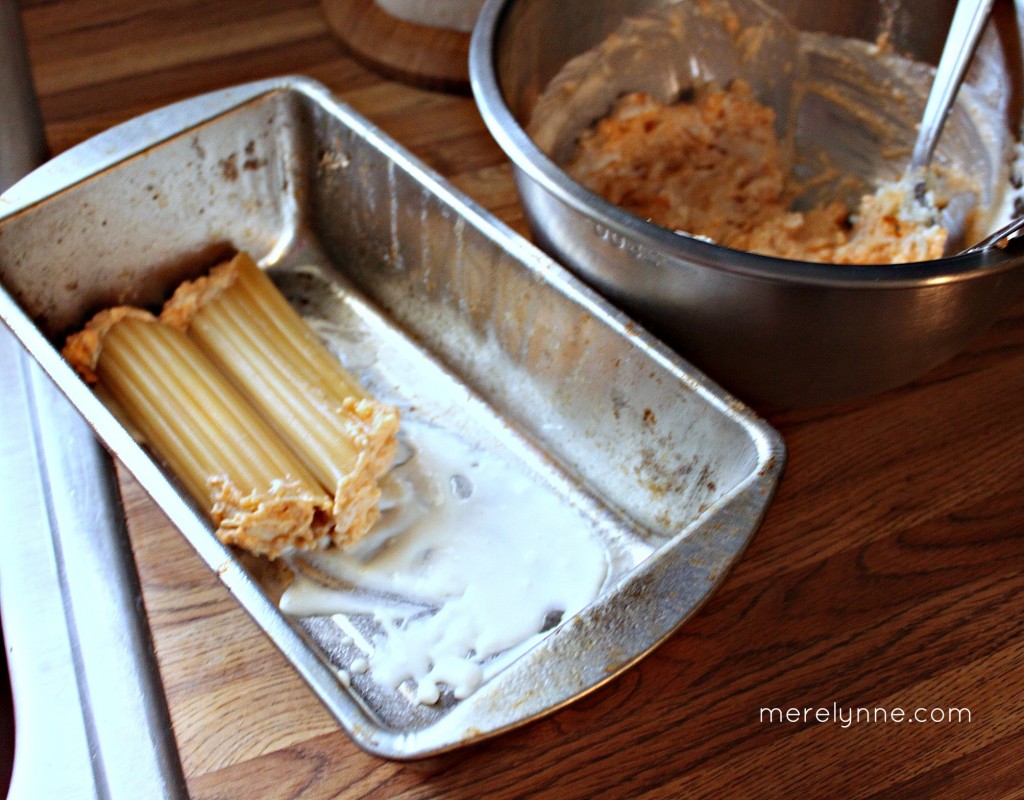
top-left (0, 77), bottom-right (784, 758)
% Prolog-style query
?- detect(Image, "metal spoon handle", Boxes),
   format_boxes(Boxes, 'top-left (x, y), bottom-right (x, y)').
top-left (960, 212), bottom-right (1024, 254)
top-left (910, 0), bottom-right (995, 170)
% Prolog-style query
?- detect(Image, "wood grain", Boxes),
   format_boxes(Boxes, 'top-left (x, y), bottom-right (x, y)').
top-left (15, 1), bottom-right (1024, 798)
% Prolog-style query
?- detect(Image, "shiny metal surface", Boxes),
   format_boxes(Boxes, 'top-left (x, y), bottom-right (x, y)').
top-left (0, 77), bottom-right (783, 757)
top-left (0, 3), bottom-right (188, 797)
top-left (469, 0), bottom-right (1024, 407)
top-left (0, 348), bottom-right (189, 800)
top-left (964, 210), bottom-right (1024, 253)
top-left (0, 1), bottom-right (45, 190)
top-left (0, 1), bottom-right (41, 792)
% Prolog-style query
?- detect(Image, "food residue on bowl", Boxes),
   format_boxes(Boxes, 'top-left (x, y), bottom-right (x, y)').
top-left (565, 80), bottom-right (949, 264)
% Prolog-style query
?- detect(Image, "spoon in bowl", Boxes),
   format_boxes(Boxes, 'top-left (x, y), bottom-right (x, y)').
top-left (910, 0), bottom-right (996, 172)
top-left (959, 211), bottom-right (1024, 254)
top-left (906, 0), bottom-right (995, 252)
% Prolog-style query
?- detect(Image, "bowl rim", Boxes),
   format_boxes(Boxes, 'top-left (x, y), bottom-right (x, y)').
top-left (469, 0), bottom-right (1024, 290)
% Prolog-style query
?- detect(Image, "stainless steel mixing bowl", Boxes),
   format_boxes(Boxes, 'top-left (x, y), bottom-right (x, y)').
top-left (469, 0), bottom-right (1024, 407)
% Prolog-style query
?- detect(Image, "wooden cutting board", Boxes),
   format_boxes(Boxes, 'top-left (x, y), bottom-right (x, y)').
top-left (320, 0), bottom-right (474, 93)
top-left (18, 1), bottom-right (1024, 798)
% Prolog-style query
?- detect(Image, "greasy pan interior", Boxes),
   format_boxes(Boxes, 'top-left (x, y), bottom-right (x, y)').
top-left (0, 78), bottom-right (784, 757)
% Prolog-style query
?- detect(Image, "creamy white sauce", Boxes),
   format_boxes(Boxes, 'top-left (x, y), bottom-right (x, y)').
top-left (279, 419), bottom-right (609, 705)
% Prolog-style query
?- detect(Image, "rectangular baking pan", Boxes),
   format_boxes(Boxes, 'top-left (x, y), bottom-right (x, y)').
top-left (0, 77), bottom-right (785, 758)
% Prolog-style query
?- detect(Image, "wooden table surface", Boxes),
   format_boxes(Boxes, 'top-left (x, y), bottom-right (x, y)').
top-left (17, 1), bottom-right (1024, 798)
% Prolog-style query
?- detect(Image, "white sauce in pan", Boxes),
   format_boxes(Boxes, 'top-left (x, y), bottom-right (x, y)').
top-left (279, 419), bottom-right (609, 705)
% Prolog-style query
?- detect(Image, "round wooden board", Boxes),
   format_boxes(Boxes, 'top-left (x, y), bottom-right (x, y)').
top-left (320, 0), bottom-right (471, 93)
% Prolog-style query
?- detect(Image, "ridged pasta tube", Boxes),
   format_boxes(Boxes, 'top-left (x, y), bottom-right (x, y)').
top-left (161, 252), bottom-right (399, 545)
top-left (63, 308), bottom-right (334, 558)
